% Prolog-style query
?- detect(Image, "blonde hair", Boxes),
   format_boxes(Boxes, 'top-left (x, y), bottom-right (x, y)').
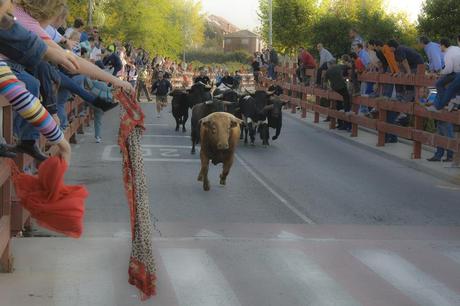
top-left (17, 0), bottom-right (66, 22)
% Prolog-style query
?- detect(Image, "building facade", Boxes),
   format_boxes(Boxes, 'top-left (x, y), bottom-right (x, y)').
top-left (223, 30), bottom-right (262, 54)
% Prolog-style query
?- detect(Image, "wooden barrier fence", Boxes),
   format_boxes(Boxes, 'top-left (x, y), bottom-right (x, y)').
top-left (258, 63), bottom-right (460, 161)
top-left (0, 96), bottom-right (92, 272)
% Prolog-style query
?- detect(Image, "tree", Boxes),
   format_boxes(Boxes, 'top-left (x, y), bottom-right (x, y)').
top-left (418, 0), bottom-right (460, 41)
top-left (258, 0), bottom-right (318, 54)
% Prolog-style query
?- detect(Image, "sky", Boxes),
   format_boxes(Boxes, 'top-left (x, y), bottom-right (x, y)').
top-left (200, 0), bottom-right (424, 31)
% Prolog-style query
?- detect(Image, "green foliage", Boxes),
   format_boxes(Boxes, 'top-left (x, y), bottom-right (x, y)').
top-left (418, 0), bottom-right (460, 41)
top-left (258, 0), bottom-right (318, 54)
top-left (259, 0), bottom-right (418, 57)
top-left (66, 0), bottom-right (205, 59)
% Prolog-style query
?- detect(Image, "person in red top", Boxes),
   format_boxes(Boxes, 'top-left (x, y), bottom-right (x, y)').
top-left (297, 47), bottom-right (316, 84)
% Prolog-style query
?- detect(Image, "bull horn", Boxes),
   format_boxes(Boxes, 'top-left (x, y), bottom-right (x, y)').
top-left (222, 101), bottom-right (234, 106)
top-left (214, 94), bottom-right (224, 99)
top-left (267, 91), bottom-right (276, 96)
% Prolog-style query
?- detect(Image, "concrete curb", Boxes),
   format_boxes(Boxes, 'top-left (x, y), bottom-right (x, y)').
top-left (284, 110), bottom-right (460, 185)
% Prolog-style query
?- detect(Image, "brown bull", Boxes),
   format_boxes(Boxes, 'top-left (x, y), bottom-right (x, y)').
top-left (197, 112), bottom-right (243, 191)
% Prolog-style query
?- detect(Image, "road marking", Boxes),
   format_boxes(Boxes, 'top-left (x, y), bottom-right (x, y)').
top-left (443, 250), bottom-right (460, 265)
top-left (277, 230), bottom-right (304, 240)
top-left (53, 248), bottom-right (116, 306)
top-left (160, 248), bottom-right (242, 306)
top-left (353, 249), bottom-right (460, 306)
top-left (436, 185), bottom-right (460, 191)
top-left (102, 145), bottom-right (199, 163)
top-left (145, 123), bottom-right (169, 126)
top-left (194, 229), bottom-right (224, 238)
top-left (235, 154), bottom-right (315, 225)
top-left (144, 134), bottom-right (190, 138)
top-left (266, 249), bottom-right (360, 306)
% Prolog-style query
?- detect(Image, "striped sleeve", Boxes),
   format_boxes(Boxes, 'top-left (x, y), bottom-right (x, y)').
top-left (0, 62), bottom-right (63, 144)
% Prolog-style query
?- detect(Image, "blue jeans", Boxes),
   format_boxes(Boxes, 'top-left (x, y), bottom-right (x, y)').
top-left (12, 69), bottom-right (40, 141)
top-left (434, 121), bottom-right (454, 159)
top-left (434, 73), bottom-right (460, 110)
top-left (57, 74), bottom-right (97, 128)
top-left (268, 64), bottom-right (276, 80)
top-left (382, 83), bottom-right (398, 142)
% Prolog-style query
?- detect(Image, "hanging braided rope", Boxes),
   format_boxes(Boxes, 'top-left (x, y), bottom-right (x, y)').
top-left (116, 90), bottom-right (156, 300)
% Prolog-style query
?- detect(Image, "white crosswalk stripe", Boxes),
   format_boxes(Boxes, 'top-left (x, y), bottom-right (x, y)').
top-left (264, 249), bottom-right (361, 306)
top-left (160, 248), bottom-right (242, 306)
top-left (353, 249), bottom-right (460, 306)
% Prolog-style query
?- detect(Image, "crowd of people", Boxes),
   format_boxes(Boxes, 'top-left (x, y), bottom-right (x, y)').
top-left (262, 28), bottom-right (460, 163)
top-left (0, 0), bottom-right (253, 163)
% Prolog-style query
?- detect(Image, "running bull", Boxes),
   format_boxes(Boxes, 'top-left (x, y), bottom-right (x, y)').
top-left (197, 112), bottom-right (243, 191)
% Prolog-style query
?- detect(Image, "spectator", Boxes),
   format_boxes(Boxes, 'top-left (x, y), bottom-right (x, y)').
top-left (194, 69), bottom-right (211, 86)
top-left (137, 66), bottom-right (152, 103)
top-left (297, 47), bottom-right (316, 84)
top-left (0, 8), bottom-right (71, 161)
top-left (325, 60), bottom-right (352, 131)
top-left (427, 38), bottom-right (460, 112)
top-left (151, 71), bottom-right (172, 118)
top-left (234, 70), bottom-right (242, 89)
top-left (316, 43), bottom-right (335, 86)
top-left (349, 28), bottom-right (364, 52)
top-left (251, 56), bottom-right (261, 84)
top-left (103, 45), bottom-right (123, 76)
top-left (64, 17), bottom-right (84, 38)
top-left (216, 71), bottom-right (235, 88)
top-left (387, 39), bottom-right (424, 103)
top-left (387, 39), bottom-right (424, 75)
top-left (371, 39), bottom-right (399, 143)
top-left (268, 47), bottom-right (278, 80)
top-left (89, 36), bottom-right (102, 64)
top-left (418, 36), bottom-right (444, 73)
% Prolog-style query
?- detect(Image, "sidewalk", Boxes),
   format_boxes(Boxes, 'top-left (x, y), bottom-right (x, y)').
top-left (284, 109), bottom-right (460, 185)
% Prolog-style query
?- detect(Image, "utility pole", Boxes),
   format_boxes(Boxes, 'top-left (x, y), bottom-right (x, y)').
top-left (268, 0), bottom-right (273, 46)
top-left (88, 0), bottom-right (94, 27)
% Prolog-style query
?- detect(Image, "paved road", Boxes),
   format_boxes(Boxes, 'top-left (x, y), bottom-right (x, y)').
top-left (2, 102), bottom-right (460, 306)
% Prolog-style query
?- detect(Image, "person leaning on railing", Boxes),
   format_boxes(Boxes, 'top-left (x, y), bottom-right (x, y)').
top-left (0, 1), bottom-right (71, 161)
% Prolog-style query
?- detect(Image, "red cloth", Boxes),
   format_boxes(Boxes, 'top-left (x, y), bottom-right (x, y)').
top-left (299, 50), bottom-right (316, 68)
top-left (10, 157), bottom-right (88, 238)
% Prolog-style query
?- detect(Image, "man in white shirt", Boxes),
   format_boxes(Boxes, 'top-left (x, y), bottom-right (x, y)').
top-left (430, 38), bottom-right (460, 110)
top-left (316, 43), bottom-right (335, 86)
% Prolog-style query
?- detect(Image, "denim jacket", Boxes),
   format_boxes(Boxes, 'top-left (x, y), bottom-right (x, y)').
top-left (0, 19), bottom-right (47, 69)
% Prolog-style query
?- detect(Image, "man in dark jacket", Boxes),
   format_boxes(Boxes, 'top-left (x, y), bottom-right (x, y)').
top-left (152, 71), bottom-right (172, 118)
top-left (325, 60), bottom-right (351, 131)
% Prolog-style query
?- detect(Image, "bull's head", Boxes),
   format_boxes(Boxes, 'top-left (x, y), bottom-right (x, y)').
top-left (200, 113), bottom-right (243, 150)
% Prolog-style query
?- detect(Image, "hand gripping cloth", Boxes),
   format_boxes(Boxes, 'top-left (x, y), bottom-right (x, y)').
top-left (116, 90), bottom-right (156, 300)
top-left (10, 157), bottom-right (88, 238)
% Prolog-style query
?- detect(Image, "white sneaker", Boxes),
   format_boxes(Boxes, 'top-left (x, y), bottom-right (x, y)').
top-left (425, 105), bottom-right (440, 112)
top-left (447, 98), bottom-right (460, 112)
top-left (96, 137), bottom-right (102, 143)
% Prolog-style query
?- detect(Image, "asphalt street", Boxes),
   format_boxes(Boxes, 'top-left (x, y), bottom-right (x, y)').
top-left (4, 101), bottom-right (459, 306)
top-left (69, 101), bottom-right (460, 229)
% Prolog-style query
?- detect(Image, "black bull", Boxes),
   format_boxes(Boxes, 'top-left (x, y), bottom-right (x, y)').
top-left (239, 86), bottom-right (285, 146)
top-left (169, 84), bottom-right (213, 133)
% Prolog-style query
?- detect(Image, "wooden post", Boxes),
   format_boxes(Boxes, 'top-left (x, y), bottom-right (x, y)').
top-left (412, 65), bottom-right (425, 159)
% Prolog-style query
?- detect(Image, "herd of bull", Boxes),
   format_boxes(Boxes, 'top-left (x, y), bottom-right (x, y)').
top-left (169, 83), bottom-right (286, 154)
top-left (168, 83), bottom-right (286, 191)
